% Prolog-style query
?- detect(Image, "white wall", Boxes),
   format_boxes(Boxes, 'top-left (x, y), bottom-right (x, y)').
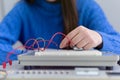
top-left (96, 0), bottom-right (120, 32)
top-left (0, 0), bottom-right (18, 21)
top-left (3, 0), bottom-right (18, 15)
top-left (0, 0), bottom-right (4, 22)
top-left (0, 5), bottom-right (2, 22)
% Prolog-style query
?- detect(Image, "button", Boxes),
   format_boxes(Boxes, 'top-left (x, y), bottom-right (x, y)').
top-left (38, 71), bottom-right (41, 74)
top-left (32, 71), bottom-right (36, 74)
top-left (27, 71), bottom-right (30, 74)
top-left (54, 71), bottom-right (58, 74)
top-left (66, 71), bottom-right (69, 74)
top-left (21, 71), bottom-right (24, 74)
top-left (16, 71), bottom-right (19, 74)
top-left (60, 71), bottom-right (64, 74)
top-left (43, 71), bottom-right (47, 74)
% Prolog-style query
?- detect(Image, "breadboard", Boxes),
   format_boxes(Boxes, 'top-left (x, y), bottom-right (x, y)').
top-left (35, 49), bottom-right (102, 56)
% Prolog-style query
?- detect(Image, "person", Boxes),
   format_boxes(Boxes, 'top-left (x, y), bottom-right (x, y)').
top-left (0, 0), bottom-right (120, 65)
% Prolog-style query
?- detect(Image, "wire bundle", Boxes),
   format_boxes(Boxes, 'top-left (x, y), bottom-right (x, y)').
top-left (2, 32), bottom-right (73, 69)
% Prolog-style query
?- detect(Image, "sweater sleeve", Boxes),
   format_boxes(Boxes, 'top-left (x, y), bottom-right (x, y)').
top-left (0, 4), bottom-right (23, 65)
top-left (79, 0), bottom-right (120, 54)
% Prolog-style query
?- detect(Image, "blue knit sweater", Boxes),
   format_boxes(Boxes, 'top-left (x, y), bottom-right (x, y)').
top-left (0, 0), bottom-right (120, 64)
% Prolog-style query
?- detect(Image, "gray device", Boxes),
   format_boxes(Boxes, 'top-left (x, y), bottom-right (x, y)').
top-left (18, 50), bottom-right (119, 67)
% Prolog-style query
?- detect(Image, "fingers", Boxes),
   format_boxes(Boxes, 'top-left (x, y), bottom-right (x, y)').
top-left (70, 32), bottom-right (85, 47)
top-left (60, 26), bottom-right (87, 48)
top-left (60, 26), bottom-right (102, 50)
top-left (76, 38), bottom-right (89, 49)
top-left (83, 43), bottom-right (94, 50)
top-left (60, 27), bottom-right (80, 48)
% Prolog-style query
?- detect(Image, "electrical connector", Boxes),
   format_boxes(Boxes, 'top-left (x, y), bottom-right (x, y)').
top-left (2, 62), bottom-right (6, 69)
top-left (8, 60), bottom-right (12, 66)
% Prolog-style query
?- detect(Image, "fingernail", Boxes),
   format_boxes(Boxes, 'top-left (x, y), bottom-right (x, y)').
top-left (60, 45), bottom-right (64, 48)
top-left (59, 44), bottom-right (63, 48)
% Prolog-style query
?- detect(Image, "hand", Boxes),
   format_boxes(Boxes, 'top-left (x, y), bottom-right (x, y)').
top-left (60, 26), bottom-right (103, 50)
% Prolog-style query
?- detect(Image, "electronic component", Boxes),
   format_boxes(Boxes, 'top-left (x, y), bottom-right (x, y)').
top-left (4, 67), bottom-right (120, 80)
top-left (18, 49), bottom-right (119, 67)
top-left (35, 49), bottom-right (102, 56)
top-left (75, 68), bottom-right (99, 76)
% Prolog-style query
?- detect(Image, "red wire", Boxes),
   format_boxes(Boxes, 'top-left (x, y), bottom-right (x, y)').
top-left (6, 45), bottom-right (31, 62)
top-left (5, 32), bottom-right (72, 62)
top-left (24, 38), bottom-right (40, 51)
top-left (3, 45), bottom-right (32, 69)
top-left (44, 32), bottom-right (74, 50)
top-left (3, 32), bottom-right (74, 69)
top-left (6, 39), bottom-right (46, 62)
top-left (37, 40), bottom-right (59, 51)
top-left (44, 40), bottom-right (58, 48)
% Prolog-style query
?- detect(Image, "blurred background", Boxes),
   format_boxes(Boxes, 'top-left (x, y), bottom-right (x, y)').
top-left (0, 0), bottom-right (120, 32)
